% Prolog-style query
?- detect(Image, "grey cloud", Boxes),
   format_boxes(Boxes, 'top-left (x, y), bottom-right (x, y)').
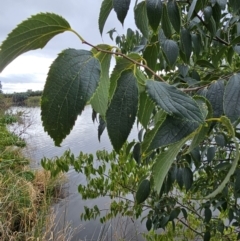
top-left (0, 1), bottom-right (136, 93)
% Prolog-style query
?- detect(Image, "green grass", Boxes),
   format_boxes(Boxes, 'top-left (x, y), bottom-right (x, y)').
top-left (0, 112), bottom-right (66, 240)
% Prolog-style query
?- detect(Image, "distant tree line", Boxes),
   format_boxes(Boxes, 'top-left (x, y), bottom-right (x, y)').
top-left (4, 89), bottom-right (43, 105)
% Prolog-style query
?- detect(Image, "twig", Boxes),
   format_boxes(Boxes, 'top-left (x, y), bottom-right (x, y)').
top-left (81, 39), bottom-right (166, 82)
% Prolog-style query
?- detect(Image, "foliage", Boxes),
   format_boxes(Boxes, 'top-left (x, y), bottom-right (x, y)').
top-left (1, 0), bottom-right (240, 239)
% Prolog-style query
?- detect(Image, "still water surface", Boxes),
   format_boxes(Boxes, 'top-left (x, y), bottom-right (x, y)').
top-left (9, 106), bottom-right (146, 240)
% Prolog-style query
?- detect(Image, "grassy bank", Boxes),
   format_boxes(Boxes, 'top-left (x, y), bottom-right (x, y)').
top-left (0, 110), bottom-right (66, 240)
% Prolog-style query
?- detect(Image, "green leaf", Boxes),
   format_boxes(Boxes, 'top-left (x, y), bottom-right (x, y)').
top-left (229, 0), bottom-right (240, 13)
top-left (204, 231), bottom-right (211, 241)
top-left (220, 116), bottom-right (235, 138)
top-left (212, 2), bottom-right (221, 28)
top-left (191, 33), bottom-right (202, 57)
top-left (41, 49), bottom-right (101, 146)
top-left (217, 0), bottom-right (227, 10)
top-left (162, 39), bottom-right (179, 68)
top-left (146, 80), bottom-right (204, 123)
top-left (180, 28), bottom-right (192, 62)
top-left (113, 0), bottom-right (131, 25)
top-left (203, 6), bottom-right (213, 23)
top-left (206, 16), bottom-right (217, 36)
top-left (204, 208), bottom-right (212, 223)
top-left (98, 0), bottom-right (113, 35)
top-left (90, 45), bottom-right (111, 117)
top-left (204, 132), bottom-right (239, 199)
top-left (231, 36), bottom-right (240, 46)
top-left (137, 92), bottom-right (155, 129)
top-left (106, 70), bottom-right (138, 152)
top-left (187, 0), bottom-right (197, 21)
top-left (187, 96), bottom-right (212, 153)
top-left (133, 143), bottom-right (141, 164)
top-left (167, 0), bottom-right (181, 33)
top-left (146, 0), bottom-right (162, 32)
top-left (109, 53), bottom-right (142, 101)
top-left (148, 115), bottom-right (199, 151)
top-left (206, 79), bottom-right (224, 118)
top-left (0, 13), bottom-right (71, 72)
top-left (146, 218), bottom-right (152, 231)
top-left (141, 110), bottom-right (167, 154)
top-left (98, 116), bottom-right (106, 141)
top-left (196, 60), bottom-right (215, 69)
top-left (134, 1), bottom-right (149, 38)
top-left (161, 3), bottom-right (172, 38)
top-left (136, 179), bottom-right (151, 204)
top-left (207, 147), bottom-right (216, 163)
top-left (224, 74), bottom-right (240, 123)
top-left (183, 167), bottom-right (193, 191)
top-left (227, 47), bottom-right (234, 65)
top-left (153, 136), bottom-right (190, 193)
top-left (143, 42), bottom-right (159, 77)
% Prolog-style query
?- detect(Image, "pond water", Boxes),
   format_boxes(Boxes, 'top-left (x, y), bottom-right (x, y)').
top-left (9, 106), bottom-right (147, 241)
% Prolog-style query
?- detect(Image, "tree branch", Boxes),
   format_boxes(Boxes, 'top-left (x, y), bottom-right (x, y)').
top-left (81, 39), bottom-right (166, 82)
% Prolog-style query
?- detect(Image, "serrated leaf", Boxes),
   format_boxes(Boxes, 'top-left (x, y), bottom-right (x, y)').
top-left (90, 45), bottom-right (111, 117)
top-left (41, 49), bottom-right (101, 146)
top-left (134, 1), bottom-right (149, 38)
top-left (143, 43), bottom-right (158, 77)
top-left (106, 70), bottom-right (138, 152)
top-left (136, 179), bottom-right (151, 204)
top-left (148, 115), bottom-right (199, 151)
top-left (162, 3), bottom-right (172, 38)
top-left (167, 0), bottom-right (181, 33)
top-left (162, 39), bottom-right (179, 68)
top-left (99, 0), bottom-right (113, 35)
top-left (109, 53), bottom-right (141, 101)
top-left (113, 0), bottom-right (131, 25)
top-left (181, 28), bottom-right (192, 62)
top-left (153, 136), bottom-right (190, 193)
top-left (138, 92), bottom-right (155, 129)
top-left (204, 6), bottom-right (213, 23)
top-left (0, 13), bottom-right (71, 72)
top-left (206, 79), bottom-right (224, 118)
top-left (146, 0), bottom-right (162, 32)
top-left (146, 80), bottom-right (204, 123)
top-left (98, 115), bottom-right (106, 141)
top-left (187, 0), bottom-right (197, 21)
top-left (224, 74), bottom-right (240, 123)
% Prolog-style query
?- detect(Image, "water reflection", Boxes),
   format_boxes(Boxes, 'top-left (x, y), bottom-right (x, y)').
top-left (9, 106), bottom-right (146, 240)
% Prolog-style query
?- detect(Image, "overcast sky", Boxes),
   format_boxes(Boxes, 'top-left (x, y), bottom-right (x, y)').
top-left (0, 1), bottom-right (136, 93)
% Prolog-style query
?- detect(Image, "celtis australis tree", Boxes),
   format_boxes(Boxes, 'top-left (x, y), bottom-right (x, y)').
top-left (1, 0), bottom-right (240, 240)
